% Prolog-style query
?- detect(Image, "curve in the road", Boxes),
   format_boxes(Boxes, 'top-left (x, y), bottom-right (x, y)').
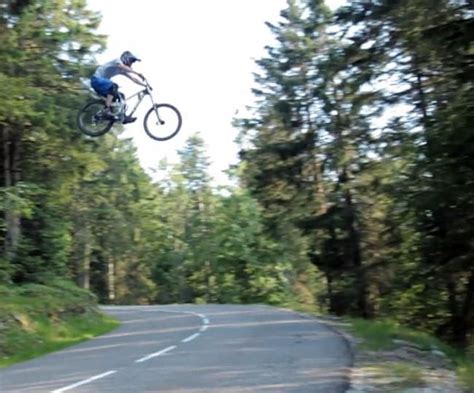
top-left (0, 305), bottom-right (351, 393)
top-left (51, 308), bottom-right (210, 393)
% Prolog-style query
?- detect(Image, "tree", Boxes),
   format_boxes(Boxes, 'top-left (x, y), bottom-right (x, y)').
top-left (336, 0), bottom-right (474, 346)
top-left (0, 0), bottom-right (105, 280)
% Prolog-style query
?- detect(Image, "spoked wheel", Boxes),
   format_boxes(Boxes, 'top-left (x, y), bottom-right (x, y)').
top-left (143, 103), bottom-right (182, 141)
top-left (77, 99), bottom-right (114, 137)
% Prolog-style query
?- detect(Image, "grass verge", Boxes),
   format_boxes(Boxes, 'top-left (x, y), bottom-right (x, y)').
top-left (279, 302), bottom-right (473, 391)
top-left (345, 318), bottom-right (474, 392)
top-left (456, 359), bottom-right (474, 391)
top-left (0, 280), bottom-right (119, 368)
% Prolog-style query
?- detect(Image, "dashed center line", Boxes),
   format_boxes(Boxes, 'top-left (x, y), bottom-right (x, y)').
top-left (50, 308), bottom-right (210, 392)
top-left (51, 370), bottom-right (117, 393)
top-left (181, 332), bottom-right (200, 343)
top-left (135, 345), bottom-right (176, 363)
top-left (135, 311), bottom-right (209, 362)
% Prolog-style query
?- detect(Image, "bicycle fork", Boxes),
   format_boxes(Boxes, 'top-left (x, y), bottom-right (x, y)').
top-left (148, 94), bottom-right (164, 125)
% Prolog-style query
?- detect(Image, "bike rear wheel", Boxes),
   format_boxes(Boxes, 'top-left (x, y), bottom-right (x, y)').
top-left (143, 103), bottom-right (182, 141)
top-left (77, 99), bottom-right (114, 136)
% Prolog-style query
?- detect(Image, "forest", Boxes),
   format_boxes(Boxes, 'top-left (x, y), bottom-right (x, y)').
top-left (0, 0), bottom-right (473, 352)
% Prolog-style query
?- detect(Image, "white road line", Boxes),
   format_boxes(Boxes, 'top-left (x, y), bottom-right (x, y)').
top-left (132, 309), bottom-right (210, 363)
top-left (181, 332), bottom-right (200, 343)
top-left (51, 370), bottom-right (117, 393)
top-left (135, 345), bottom-right (176, 363)
top-left (51, 308), bottom-right (211, 392)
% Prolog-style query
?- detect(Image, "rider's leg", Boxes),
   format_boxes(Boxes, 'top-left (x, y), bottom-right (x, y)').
top-left (107, 83), bottom-right (120, 107)
top-left (102, 83), bottom-right (120, 119)
top-left (91, 77), bottom-right (118, 119)
top-left (110, 89), bottom-right (136, 124)
top-left (105, 94), bottom-right (114, 108)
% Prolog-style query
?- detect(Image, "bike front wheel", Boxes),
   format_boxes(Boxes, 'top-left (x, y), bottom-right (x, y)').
top-left (77, 99), bottom-right (114, 137)
top-left (143, 103), bottom-right (182, 141)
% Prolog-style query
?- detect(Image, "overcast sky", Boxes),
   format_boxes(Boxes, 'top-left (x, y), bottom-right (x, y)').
top-left (86, 0), bottom-right (347, 186)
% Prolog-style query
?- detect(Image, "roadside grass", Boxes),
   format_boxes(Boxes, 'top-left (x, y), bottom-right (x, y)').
top-left (458, 360), bottom-right (474, 391)
top-left (347, 318), bottom-right (445, 351)
top-left (344, 318), bottom-right (474, 392)
top-left (279, 301), bottom-right (474, 391)
top-left (0, 280), bottom-right (119, 368)
top-left (389, 362), bottom-right (425, 386)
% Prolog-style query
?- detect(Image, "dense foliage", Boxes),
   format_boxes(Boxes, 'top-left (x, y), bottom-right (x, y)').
top-left (0, 0), bottom-right (472, 350)
top-left (237, 0), bottom-right (474, 348)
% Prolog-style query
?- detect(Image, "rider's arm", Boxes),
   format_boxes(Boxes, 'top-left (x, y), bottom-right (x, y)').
top-left (125, 73), bottom-right (146, 86)
top-left (119, 64), bottom-right (145, 86)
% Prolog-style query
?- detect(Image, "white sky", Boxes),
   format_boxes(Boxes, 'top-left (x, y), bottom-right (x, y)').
top-left (86, 0), bottom-right (347, 186)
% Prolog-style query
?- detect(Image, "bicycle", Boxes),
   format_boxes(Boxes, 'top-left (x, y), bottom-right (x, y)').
top-left (77, 77), bottom-right (182, 141)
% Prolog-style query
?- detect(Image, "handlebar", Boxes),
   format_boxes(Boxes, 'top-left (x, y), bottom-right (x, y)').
top-left (143, 77), bottom-right (153, 91)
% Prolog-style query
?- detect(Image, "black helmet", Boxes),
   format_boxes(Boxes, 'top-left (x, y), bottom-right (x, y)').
top-left (120, 51), bottom-right (141, 66)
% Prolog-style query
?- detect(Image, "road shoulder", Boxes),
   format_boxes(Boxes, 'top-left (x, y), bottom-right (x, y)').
top-left (313, 316), bottom-right (467, 393)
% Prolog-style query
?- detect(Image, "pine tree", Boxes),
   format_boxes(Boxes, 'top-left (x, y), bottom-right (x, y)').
top-left (336, 0), bottom-right (474, 346)
top-left (0, 0), bottom-right (104, 281)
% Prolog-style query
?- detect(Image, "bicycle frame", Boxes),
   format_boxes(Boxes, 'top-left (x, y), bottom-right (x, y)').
top-left (122, 80), bottom-right (162, 123)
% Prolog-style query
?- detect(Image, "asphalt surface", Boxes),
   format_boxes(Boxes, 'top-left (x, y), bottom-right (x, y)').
top-left (0, 304), bottom-right (352, 392)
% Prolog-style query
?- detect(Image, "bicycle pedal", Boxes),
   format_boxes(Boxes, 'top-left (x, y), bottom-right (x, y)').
top-left (122, 116), bottom-right (137, 124)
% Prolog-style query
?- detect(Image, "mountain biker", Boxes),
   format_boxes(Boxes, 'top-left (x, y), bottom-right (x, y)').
top-left (90, 50), bottom-right (145, 124)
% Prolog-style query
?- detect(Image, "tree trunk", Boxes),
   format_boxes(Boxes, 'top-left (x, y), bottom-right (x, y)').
top-left (107, 256), bottom-right (115, 301)
top-left (449, 269), bottom-right (474, 348)
top-left (461, 269), bottom-right (474, 347)
top-left (344, 184), bottom-right (370, 318)
top-left (2, 126), bottom-right (21, 259)
top-left (447, 277), bottom-right (460, 341)
top-left (77, 229), bottom-right (91, 290)
top-left (326, 271), bottom-right (334, 313)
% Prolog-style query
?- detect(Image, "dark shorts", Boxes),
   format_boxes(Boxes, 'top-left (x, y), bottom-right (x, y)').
top-left (91, 76), bottom-right (117, 97)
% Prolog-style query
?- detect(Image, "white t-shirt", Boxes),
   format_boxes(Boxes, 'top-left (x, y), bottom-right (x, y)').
top-left (93, 59), bottom-right (126, 79)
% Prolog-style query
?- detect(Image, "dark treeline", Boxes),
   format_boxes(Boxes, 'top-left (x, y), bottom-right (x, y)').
top-left (0, 0), bottom-right (472, 350)
top-left (237, 0), bottom-right (474, 348)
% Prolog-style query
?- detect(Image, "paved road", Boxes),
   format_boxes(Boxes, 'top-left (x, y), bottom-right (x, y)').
top-left (0, 304), bottom-right (352, 392)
